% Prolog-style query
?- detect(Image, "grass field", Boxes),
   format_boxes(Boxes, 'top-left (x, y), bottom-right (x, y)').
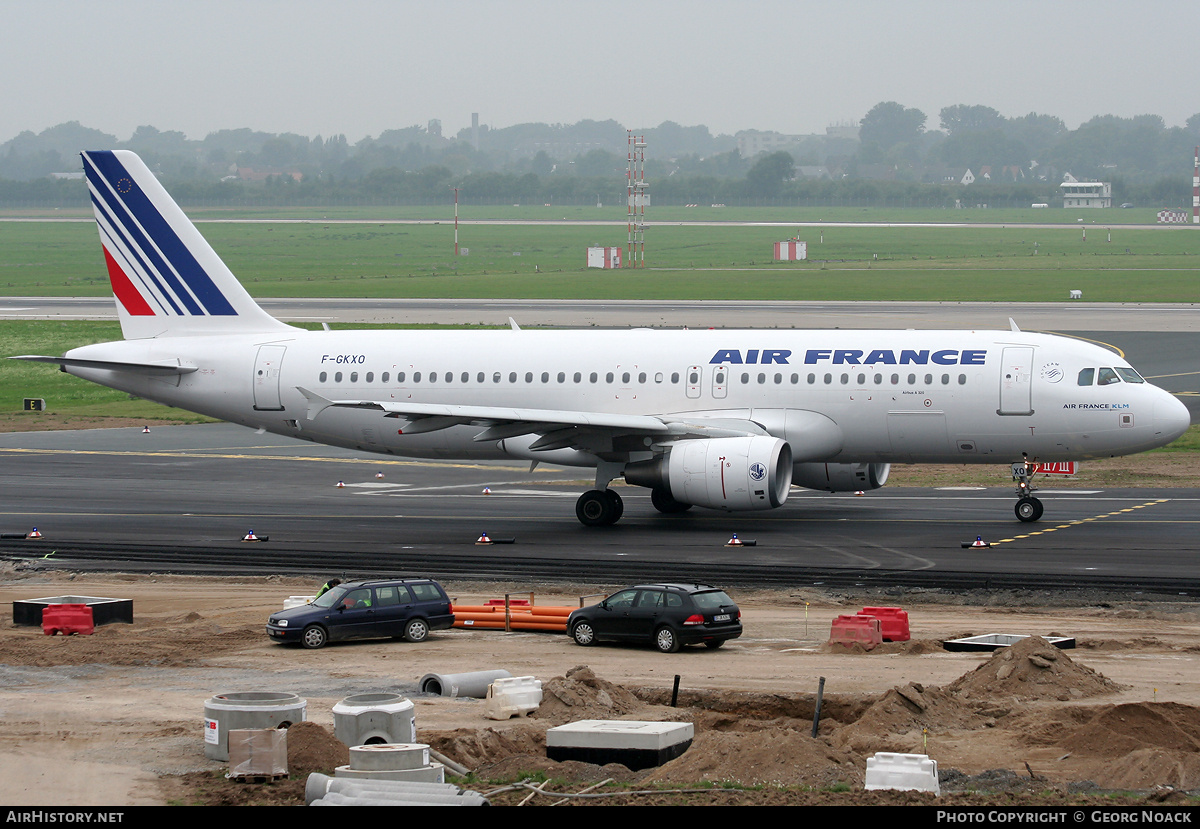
top-left (0, 204), bottom-right (1179, 224)
top-left (2, 218), bottom-right (1199, 302)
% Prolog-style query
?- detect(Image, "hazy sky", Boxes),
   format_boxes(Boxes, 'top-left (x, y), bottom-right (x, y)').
top-left (3, 0), bottom-right (1195, 144)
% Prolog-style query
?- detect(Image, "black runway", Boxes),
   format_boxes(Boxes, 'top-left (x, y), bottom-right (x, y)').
top-left (1, 424), bottom-right (1196, 594)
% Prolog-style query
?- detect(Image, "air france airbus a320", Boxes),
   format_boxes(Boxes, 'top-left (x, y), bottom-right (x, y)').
top-left (13, 151), bottom-right (1191, 526)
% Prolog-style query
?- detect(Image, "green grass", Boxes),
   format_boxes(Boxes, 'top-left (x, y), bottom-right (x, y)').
top-left (0, 203), bottom-right (1174, 224)
top-left (0, 320), bottom-right (209, 420)
top-left (1, 219), bottom-right (1199, 302)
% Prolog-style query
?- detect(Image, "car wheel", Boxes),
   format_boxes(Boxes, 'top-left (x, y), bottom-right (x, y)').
top-left (655, 626), bottom-right (681, 653)
top-left (404, 618), bottom-right (429, 643)
top-left (704, 639), bottom-right (724, 650)
top-left (301, 624), bottom-right (327, 649)
top-left (571, 621), bottom-right (596, 646)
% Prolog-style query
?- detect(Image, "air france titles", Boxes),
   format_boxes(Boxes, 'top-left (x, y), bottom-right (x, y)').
top-left (708, 349), bottom-right (987, 366)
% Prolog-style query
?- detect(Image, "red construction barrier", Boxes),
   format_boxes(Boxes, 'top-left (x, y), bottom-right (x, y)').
top-left (860, 606), bottom-right (911, 642)
top-left (42, 604), bottom-right (95, 636)
top-left (829, 614), bottom-right (882, 650)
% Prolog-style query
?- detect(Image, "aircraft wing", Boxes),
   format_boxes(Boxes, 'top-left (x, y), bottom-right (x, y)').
top-left (297, 387), bottom-right (767, 451)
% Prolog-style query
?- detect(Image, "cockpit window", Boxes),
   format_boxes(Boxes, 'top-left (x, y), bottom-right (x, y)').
top-left (1097, 367), bottom-right (1121, 386)
top-left (1077, 368), bottom-right (1095, 386)
top-left (1114, 367), bottom-right (1144, 384)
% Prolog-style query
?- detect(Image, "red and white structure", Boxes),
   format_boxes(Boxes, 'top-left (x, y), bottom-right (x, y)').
top-left (626, 132), bottom-right (647, 268)
top-left (774, 239), bottom-right (807, 261)
top-left (1193, 145), bottom-right (1199, 224)
top-left (586, 246), bottom-right (622, 269)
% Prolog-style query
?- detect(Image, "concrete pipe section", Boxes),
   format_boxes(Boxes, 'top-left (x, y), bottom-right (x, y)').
top-left (419, 670), bottom-right (511, 698)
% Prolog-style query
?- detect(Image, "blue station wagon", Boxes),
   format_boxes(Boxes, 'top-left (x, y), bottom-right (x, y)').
top-left (267, 578), bottom-right (454, 649)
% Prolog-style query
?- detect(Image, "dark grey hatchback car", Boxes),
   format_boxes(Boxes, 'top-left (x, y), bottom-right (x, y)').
top-left (266, 578), bottom-right (454, 649)
top-left (567, 583), bottom-right (742, 653)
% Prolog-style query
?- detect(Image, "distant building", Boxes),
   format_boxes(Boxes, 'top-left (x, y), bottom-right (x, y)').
top-left (236, 167), bottom-right (303, 183)
top-left (735, 123), bottom-right (860, 158)
top-left (1060, 180), bottom-right (1112, 208)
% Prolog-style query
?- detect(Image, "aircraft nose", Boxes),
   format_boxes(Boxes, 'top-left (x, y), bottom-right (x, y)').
top-left (1155, 392), bottom-right (1192, 445)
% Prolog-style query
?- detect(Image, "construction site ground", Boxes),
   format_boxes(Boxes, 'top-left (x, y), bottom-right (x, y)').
top-left (3, 567), bottom-right (1200, 807)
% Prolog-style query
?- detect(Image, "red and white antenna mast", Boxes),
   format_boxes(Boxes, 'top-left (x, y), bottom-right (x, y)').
top-left (1193, 146), bottom-right (1198, 224)
top-left (626, 131), bottom-right (647, 267)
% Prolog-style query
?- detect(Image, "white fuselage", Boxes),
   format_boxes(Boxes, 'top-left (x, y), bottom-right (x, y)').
top-left (64, 326), bottom-right (1190, 469)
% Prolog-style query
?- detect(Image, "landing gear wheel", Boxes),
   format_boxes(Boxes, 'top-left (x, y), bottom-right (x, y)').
top-left (654, 626), bottom-right (681, 653)
top-left (1015, 496), bottom-right (1043, 523)
top-left (651, 487), bottom-right (692, 514)
top-left (576, 489), bottom-right (620, 526)
top-left (605, 489), bottom-right (624, 523)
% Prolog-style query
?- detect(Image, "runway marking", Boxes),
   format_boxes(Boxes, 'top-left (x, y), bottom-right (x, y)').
top-left (990, 498), bottom-right (1172, 546)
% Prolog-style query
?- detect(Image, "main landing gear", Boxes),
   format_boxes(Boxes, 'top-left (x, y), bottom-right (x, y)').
top-left (1011, 458), bottom-right (1044, 523)
top-left (576, 489), bottom-right (623, 526)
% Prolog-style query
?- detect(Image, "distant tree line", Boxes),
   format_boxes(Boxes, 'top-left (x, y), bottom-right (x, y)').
top-left (2, 106), bottom-right (1198, 208)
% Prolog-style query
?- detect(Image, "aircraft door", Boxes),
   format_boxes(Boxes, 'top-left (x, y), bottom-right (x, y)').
top-left (253, 344), bottom-right (286, 411)
top-left (998, 346), bottom-right (1034, 416)
top-left (685, 366), bottom-right (703, 399)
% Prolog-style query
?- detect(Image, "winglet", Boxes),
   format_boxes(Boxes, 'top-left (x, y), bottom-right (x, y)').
top-left (1009, 318), bottom-right (1021, 332)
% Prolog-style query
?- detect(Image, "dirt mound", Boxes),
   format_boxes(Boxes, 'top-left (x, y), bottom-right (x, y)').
top-left (533, 665), bottom-right (658, 724)
top-left (424, 721), bottom-right (547, 775)
top-left (644, 728), bottom-right (862, 788)
top-left (1062, 702), bottom-right (1200, 757)
top-left (834, 682), bottom-right (984, 754)
top-left (285, 721), bottom-right (349, 776)
top-left (820, 638), bottom-right (945, 655)
top-left (2, 621), bottom-right (263, 668)
top-left (948, 636), bottom-right (1124, 702)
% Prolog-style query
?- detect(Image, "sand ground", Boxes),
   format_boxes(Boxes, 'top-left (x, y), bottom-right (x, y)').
top-left (3, 566), bottom-right (1200, 806)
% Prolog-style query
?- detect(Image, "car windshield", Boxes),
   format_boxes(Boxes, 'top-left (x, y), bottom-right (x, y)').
top-left (310, 586), bottom-right (349, 609)
top-left (691, 590), bottom-right (735, 609)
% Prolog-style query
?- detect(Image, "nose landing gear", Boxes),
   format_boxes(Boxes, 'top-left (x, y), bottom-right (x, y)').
top-left (1012, 458), bottom-right (1044, 523)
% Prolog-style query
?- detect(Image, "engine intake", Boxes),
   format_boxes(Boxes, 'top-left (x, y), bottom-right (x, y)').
top-left (792, 462), bottom-right (890, 492)
top-left (625, 436), bottom-right (792, 511)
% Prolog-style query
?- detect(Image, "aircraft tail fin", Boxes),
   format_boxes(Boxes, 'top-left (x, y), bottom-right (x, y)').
top-left (81, 150), bottom-right (295, 340)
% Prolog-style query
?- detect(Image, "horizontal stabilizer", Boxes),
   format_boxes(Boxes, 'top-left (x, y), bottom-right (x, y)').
top-left (10, 355), bottom-right (198, 375)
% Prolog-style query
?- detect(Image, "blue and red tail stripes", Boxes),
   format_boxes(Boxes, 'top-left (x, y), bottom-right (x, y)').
top-left (81, 150), bottom-right (292, 339)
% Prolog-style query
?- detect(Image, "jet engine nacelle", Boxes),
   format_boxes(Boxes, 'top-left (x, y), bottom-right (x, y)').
top-left (624, 436), bottom-right (793, 511)
top-left (792, 462), bottom-right (891, 492)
